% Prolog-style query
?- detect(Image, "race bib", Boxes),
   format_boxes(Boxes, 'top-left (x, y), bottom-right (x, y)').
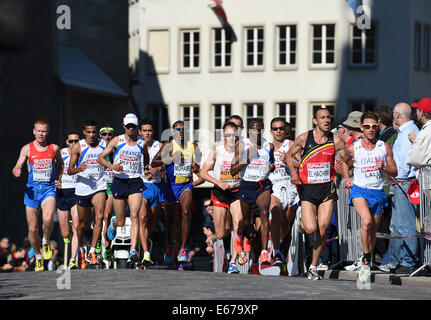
top-left (119, 154), bottom-right (140, 175)
top-left (174, 161), bottom-right (192, 177)
top-left (307, 162), bottom-right (330, 183)
top-left (104, 169), bottom-right (114, 184)
top-left (220, 160), bottom-right (240, 185)
top-left (33, 159), bottom-right (53, 182)
top-left (85, 159), bottom-right (104, 178)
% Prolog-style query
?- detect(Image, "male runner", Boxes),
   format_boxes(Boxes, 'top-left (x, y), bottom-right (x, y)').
top-left (68, 120), bottom-right (107, 268)
top-left (99, 114), bottom-right (148, 264)
top-left (231, 118), bottom-right (275, 266)
top-left (138, 118), bottom-right (164, 265)
top-left (345, 112), bottom-right (397, 282)
top-left (285, 107), bottom-right (350, 280)
top-left (151, 120), bottom-right (201, 268)
top-left (12, 119), bottom-right (63, 271)
top-left (268, 118), bottom-right (299, 266)
top-left (200, 121), bottom-right (243, 273)
top-left (57, 130), bottom-right (80, 269)
top-left (99, 125), bottom-right (115, 261)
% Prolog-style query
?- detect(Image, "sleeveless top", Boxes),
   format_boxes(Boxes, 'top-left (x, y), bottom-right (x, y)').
top-left (299, 130), bottom-right (336, 184)
top-left (75, 139), bottom-right (107, 196)
top-left (241, 141), bottom-right (272, 182)
top-left (142, 140), bottom-right (162, 184)
top-left (213, 144), bottom-right (241, 187)
top-left (28, 142), bottom-right (56, 185)
top-left (60, 147), bottom-right (76, 189)
top-left (112, 134), bottom-right (144, 179)
top-left (353, 139), bottom-right (387, 190)
top-left (165, 140), bottom-right (194, 185)
top-left (269, 139), bottom-right (295, 189)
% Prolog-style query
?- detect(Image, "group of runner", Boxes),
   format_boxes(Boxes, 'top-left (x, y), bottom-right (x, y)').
top-left (13, 108), bottom-right (395, 283)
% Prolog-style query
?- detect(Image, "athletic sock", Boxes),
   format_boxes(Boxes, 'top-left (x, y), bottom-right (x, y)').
top-left (35, 253), bottom-right (43, 260)
top-left (42, 237), bottom-right (49, 244)
top-left (310, 264), bottom-right (317, 270)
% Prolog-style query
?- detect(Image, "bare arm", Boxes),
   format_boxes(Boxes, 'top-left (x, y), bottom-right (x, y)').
top-left (68, 142), bottom-right (85, 175)
top-left (334, 135), bottom-right (351, 182)
top-left (12, 144), bottom-right (30, 178)
top-left (284, 133), bottom-right (306, 185)
top-left (97, 137), bottom-right (122, 172)
top-left (53, 144), bottom-right (63, 187)
top-left (230, 141), bottom-right (247, 177)
top-left (381, 142), bottom-right (398, 178)
top-left (200, 149), bottom-right (230, 190)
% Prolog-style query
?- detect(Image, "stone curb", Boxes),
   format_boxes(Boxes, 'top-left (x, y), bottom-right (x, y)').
top-left (322, 269), bottom-right (431, 288)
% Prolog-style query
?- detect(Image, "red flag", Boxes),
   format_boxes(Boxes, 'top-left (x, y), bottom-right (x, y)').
top-left (209, 0), bottom-right (228, 25)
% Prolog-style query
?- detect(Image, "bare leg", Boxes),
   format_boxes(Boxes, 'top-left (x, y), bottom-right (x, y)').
top-left (256, 190), bottom-right (272, 251)
top-left (128, 193), bottom-right (143, 251)
top-left (70, 205), bottom-right (79, 261)
top-left (178, 190), bottom-right (193, 249)
top-left (90, 192), bottom-right (106, 248)
top-left (41, 196), bottom-right (56, 242)
top-left (26, 207), bottom-right (41, 255)
top-left (311, 200), bottom-right (334, 267)
top-left (103, 195), bottom-right (114, 247)
top-left (269, 195), bottom-right (282, 251)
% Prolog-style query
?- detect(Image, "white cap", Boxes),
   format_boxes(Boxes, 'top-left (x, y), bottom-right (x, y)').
top-left (123, 113), bottom-right (138, 126)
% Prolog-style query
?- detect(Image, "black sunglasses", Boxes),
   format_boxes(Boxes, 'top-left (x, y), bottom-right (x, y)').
top-left (68, 139), bottom-right (79, 144)
top-left (101, 132), bottom-right (113, 136)
top-left (271, 126), bottom-right (285, 131)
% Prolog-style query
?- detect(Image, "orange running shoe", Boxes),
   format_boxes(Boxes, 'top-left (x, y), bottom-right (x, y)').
top-left (233, 233), bottom-right (243, 255)
top-left (259, 251), bottom-right (271, 265)
top-left (78, 252), bottom-right (87, 270)
top-left (243, 237), bottom-right (251, 253)
top-left (87, 252), bottom-right (99, 265)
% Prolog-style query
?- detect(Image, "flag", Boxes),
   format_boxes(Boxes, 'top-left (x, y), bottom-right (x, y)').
top-left (346, 0), bottom-right (362, 16)
top-left (208, 0), bottom-right (228, 25)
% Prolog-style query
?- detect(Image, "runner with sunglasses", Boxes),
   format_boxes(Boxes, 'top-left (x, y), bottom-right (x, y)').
top-left (344, 112), bottom-right (397, 283)
top-left (151, 120), bottom-right (202, 269)
top-left (200, 121), bottom-right (243, 273)
top-left (268, 118), bottom-right (299, 267)
top-left (99, 125), bottom-right (115, 262)
top-left (57, 129), bottom-right (80, 269)
top-left (68, 120), bottom-right (107, 268)
top-left (99, 114), bottom-right (149, 265)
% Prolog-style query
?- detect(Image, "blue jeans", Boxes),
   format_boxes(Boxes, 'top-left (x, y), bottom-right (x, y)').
top-left (389, 182), bottom-right (419, 267)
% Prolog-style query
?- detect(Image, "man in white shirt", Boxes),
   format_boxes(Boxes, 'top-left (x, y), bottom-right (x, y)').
top-left (407, 98), bottom-right (431, 166)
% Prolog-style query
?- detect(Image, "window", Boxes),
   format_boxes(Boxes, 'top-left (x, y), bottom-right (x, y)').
top-left (312, 24), bottom-right (335, 66)
top-left (245, 103), bottom-right (264, 129)
top-left (276, 102), bottom-right (296, 138)
top-left (213, 104), bottom-right (232, 142)
top-left (147, 30), bottom-right (170, 74)
top-left (244, 27), bottom-right (264, 68)
top-left (311, 103), bottom-right (335, 128)
top-left (276, 25), bottom-right (297, 68)
top-left (212, 28), bottom-right (232, 69)
top-left (415, 23), bottom-right (422, 70)
top-left (151, 105), bottom-right (170, 141)
top-left (181, 30), bottom-right (200, 70)
top-left (181, 105), bottom-right (199, 142)
top-left (351, 23), bottom-right (376, 66)
top-left (424, 25), bottom-right (430, 72)
top-left (351, 101), bottom-right (375, 113)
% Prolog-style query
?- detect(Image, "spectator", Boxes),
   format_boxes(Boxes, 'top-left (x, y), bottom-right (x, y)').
top-left (202, 198), bottom-right (214, 227)
top-left (382, 102), bottom-right (420, 274)
top-left (375, 105), bottom-right (397, 147)
top-left (0, 247), bottom-right (13, 272)
top-left (22, 237), bottom-right (35, 270)
top-left (342, 111), bottom-right (363, 140)
top-left (0, 237), bottom-right (10, 249)
top-left (9, 247), bottom-right (29, 272)
top-left (47, 240), bottom-right (59, 271)
top-left (407, 98), bottom-right (431, 166)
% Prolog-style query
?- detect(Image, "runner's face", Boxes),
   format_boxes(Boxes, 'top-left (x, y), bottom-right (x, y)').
top-left (173, 122), bottom-right (185, 141)
top-left (83, 126), bottom-right (98, 144)
top-left (66, 134), bottom-right (80, 149)
top-left (139, 124), bottom-right (153, 142)
top-left (230, 119), bottom-right (244, 136)
top-left (270, 121), bottom-right (286, 142)
top-left (248, 122), bottom-right (263, 145)
top-left (314, 110), bottom-right (331, 132)
top-left (33, 124), bottom-right (49, 143)
top-left (124, 124), bottom-right (137, 137)
top-left (99, 128), bottom-right (113, 143)
top-left (223, 127), bottom-right (238, 149)
top-left (360, 118), bottom-right (378, 140)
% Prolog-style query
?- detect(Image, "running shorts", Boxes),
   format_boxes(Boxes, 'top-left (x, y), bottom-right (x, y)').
top-left (56, 188), bottom-right (77, 211)
top-left (300, 181), bottom-right (338, 207)
top-left (111, 177), bottom-right (145, 200)
top-left (76, 189), bottom-right (106, 207)
top-left (272, 184), bottom-right (299, 210)
top-left (164, 182), bottom-right (193, 203)
top-left (349, 184), bottom-right (387, 215)
top-left (24, 184), bottom-right (56, 209)
top-left (239, 179), bottom-right (272, 204)
top-left (211, 186), bottom-right (240, 208)
top-left (143, 183), bottom-right (164, 208)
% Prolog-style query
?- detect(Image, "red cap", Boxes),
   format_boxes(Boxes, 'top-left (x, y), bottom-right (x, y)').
top-left (407, 180), bottom-right (420, 205)
top-left (412, 98), bottom-right (431, 113)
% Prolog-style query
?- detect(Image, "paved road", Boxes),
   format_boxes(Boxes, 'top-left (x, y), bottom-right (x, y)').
top-left (1, 268), bottom-right (431, 301)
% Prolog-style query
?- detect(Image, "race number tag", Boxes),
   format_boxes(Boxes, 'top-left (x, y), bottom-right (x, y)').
top-left (104, 169), bottom-right (114, 184)
top-left (174, 161), bottom-right (192, 177)
top-left (119, 154), bottom-right (140, 175)
top-left (220, 160), bottom-right (240, 185)
top-left (86, 159), bottom-right (104, 178)
top-left (307, 162), bottom-right (331, 183)
top-left (33, 159), bottom-right (53, 182)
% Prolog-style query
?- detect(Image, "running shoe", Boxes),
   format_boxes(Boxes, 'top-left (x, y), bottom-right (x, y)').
top-left (272, 253), bottom-right (283, 267)
top-left (377, 263), bottom-right (396, 273)
top-left (87, 252), bottom-right (99, 265)
top-left (233, 233), bottom-right (243, 254)
top-left (42, 242), bottom-right (53, 260)
top-left (307, 266), bottom-right (322, 280)
top-left (142, 251), bottom-right (154, 265)
top-left (104, 248), bottom-right (114, 260)
top-left (177, 248), bottom-right (189, 263)
top-left (243, 237), bottom-right (251, 253)
top-left (259, 251), bottom-right (271, 266)
top-left (95, 239), bottom-right (102, 254)
top-left (68, 259), bottom-right (78, 270)
top-left (35, 258), bottom-right (44, 272)
top-left (78, 252), bottom-right (87, 270)
top-left (128, 249), bottom-right (140, 263)
top-left (178, 263), bottom-right (184, 271)
top-left (107, 216), bottom-right (117, 241)
top-left (317, 263), bottom-right (329, 271)
top-left (164, 246), bottom-right (174, 264)
top-left (344, 261), bottom-right (361, 271)
top-left (358, 260), bottom-right (371, 284)
top-left (238, 251), bottom-right (248, 265)
top-left (228, 261), bottom-right (239, 274)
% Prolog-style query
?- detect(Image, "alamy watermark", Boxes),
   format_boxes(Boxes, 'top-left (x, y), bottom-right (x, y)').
top-left (356, 5), bottom-right (371, 30)
top-left (56, 268), bottom-right (71, 290)
top-left (57, 5), bottom-right (71, 30)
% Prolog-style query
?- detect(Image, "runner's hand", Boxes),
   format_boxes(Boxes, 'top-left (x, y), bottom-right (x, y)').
top-left (375, 157), bottom-right (384, 170)
top-left (79, 162), bottom-right (87, 172)
top-left (217, 182), bottom-right (231, 191)
top-left (334, 158), bottom-right (343, 175)
top-left (290, 170), bottom-right (301, 185)
top-left (112, 164), bottom-right (123, 172)
top-left (345, 177), bottom-right (354, 189)
top-left (269, 163), bottom-right (275, 172)
top-left (54, 180), bottom-right (62, 189)
top-left (12, 167), bottom-right (21, 178)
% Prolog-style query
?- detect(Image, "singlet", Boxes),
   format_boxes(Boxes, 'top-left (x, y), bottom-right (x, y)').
top-left (142, 140), bottom-right (162, 184)
top-left (75, 139), bottom-right (107, 196)
top-left (165, 140), bottom-right (194, 184)
top-left (213, 144), bottom-right (241, 187)
top-left (299, 130), bottom-right (336, 184)
top-left (27, 142), bottom-right (56, 185)
top-left (241, 141), bottom-right (272, 182)
top-left (353, 139), bottom-right (387, 190)
top-left (60, 147), bottom-right (76, 189)
top-left (112, 135), bottom-right (144, 179)
top-left (269, 139), bottom-right (295, 189)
